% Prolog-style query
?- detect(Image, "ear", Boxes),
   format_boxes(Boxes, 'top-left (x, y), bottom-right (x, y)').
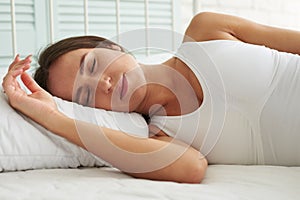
top-left (107, 44), bottom-right (122, 51)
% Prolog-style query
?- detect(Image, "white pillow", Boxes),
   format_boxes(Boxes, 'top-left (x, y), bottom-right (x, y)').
top-left (0, 89), bottom-right (148, 172)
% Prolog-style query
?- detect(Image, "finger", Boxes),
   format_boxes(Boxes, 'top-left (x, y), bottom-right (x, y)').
top-left (15, 54), bottom-right (21, 62)
top-left (3, 75), bottom-right (27, 106)
top-left (25, 54), bottom-right (32, 61)
top-left (23, 64), bottom-right (30, 72)
top-left (2, 65), bottom-right (29, 94)
top-left (3, 67), bottom-right (23, 80)
top-left (10, 62), bottom-right (31, 74)
top-left (15, 56), bottom-right (32, 67)
top-left (11, 68), bottom-right (24, 77)
top-left (2, 70), bottom-right (21, 92)
top-left (21, 72), bottom-right (43, 93)
top-left (8, 54), bottom-right (20, 70)
top-left (9, 54), bottom-right (32, 71)
top-left (22, 54), bottom-right (32, 64)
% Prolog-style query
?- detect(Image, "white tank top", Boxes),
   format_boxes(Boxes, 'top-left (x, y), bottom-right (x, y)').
top-left (150, 40), bottom-right (300, 166)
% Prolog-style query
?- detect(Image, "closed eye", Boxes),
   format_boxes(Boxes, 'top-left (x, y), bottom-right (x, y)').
top-left (75, 86), bottom-right (92, 106)
top-left (85, 87), bottom-right (91, 106)
top-left (79, 53), bottom-right (88, 75)
top-left (90, 58), bottom-right (96, 74)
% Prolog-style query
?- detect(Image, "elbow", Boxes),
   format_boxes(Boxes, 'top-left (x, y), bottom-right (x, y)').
top-left (127, 157), bottom-right (208, 184)
top-left (183, 158), bottom-right (208, 184)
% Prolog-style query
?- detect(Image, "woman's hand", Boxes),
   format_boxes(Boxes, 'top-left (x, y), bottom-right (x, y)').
top-left (2, 55), bottom-right (59, 127)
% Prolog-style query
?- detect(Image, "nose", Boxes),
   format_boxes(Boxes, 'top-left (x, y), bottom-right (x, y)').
top-left (98, 76), bottom-right (112, 94)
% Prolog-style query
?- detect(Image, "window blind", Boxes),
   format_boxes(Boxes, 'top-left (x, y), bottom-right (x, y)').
top-left (0, 0), bottom-right (36, 67)
top-left (0, 0), bottom-right (180, 68)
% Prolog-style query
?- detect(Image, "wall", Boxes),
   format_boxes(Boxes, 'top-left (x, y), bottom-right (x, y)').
top-left (181, 0), bottom-right (300, 32)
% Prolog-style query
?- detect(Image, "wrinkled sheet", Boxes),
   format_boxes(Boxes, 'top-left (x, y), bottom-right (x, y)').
top-left (0, 165), bottom-right (299, 200)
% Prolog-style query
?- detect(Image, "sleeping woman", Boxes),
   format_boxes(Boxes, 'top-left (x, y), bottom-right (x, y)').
top-left (2, 12), bottom-right (300, 183)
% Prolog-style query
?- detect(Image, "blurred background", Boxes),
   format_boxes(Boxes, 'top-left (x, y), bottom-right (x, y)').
top-left (182, 0), bottom-right (300, 31)
top-left (1, 0), bottom-right (300, 69)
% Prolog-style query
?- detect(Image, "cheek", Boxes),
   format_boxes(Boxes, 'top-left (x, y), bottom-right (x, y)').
top-left (94, 89), bottom-right (112, 110)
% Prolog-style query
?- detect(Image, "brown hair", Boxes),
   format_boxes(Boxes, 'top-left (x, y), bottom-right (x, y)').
top-left (34, 35), bottom-right (126, 93)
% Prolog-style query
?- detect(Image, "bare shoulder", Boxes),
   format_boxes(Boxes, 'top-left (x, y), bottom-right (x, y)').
top-left (183, 12), bottom-right (239, 42)
top-left (184, 12), bottom-right (300, 55)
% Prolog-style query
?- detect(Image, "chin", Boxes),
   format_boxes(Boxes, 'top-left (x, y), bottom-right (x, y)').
top-left (128, 88), bottom-right (147, 112)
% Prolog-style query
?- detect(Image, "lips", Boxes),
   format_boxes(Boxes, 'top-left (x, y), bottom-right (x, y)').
top-left (120, 74), bottom-right (128, 99)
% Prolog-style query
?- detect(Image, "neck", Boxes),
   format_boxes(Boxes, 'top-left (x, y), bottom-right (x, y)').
top-left (134, 58), bottom-right (199, 116)
top-left (134, 60), bottom-right (175, 115)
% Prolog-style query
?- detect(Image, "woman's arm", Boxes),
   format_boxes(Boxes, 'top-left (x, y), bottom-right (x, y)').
top-left (49, 112), bottom-right (207, 183)
top-left (184, 12), bottom-right (300, 54)
top-left (2, 56), bottom-right (207, 183)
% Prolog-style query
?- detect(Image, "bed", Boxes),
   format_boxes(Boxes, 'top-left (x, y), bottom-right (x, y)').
top-left (1, 1), bottom-right (300, 199)
top-left (1, 166), bottom-right (299, 199)
top-left (1, 54), bottom-right (299, 200)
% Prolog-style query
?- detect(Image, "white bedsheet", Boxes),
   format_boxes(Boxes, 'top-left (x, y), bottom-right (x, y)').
top-left (0, 165), bottom-right (299, 200)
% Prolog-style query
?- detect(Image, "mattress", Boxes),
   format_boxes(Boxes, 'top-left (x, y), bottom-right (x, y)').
top-left (0, 165), bottom-right (299, 200)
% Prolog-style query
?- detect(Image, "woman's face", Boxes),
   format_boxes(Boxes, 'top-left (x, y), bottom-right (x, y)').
top-left (48, 48), bottom-right (147, 112)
